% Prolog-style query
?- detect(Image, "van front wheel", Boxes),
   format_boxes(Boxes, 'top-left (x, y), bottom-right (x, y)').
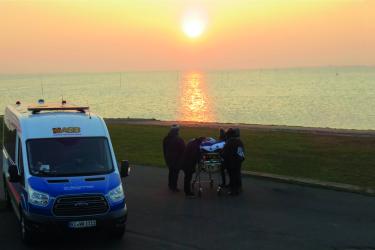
top-left (20, 212), bottom-right (35, 245)
top-left (110, 224), bottom-right (126, 239)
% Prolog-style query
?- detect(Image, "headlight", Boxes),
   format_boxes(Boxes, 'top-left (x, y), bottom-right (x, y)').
top-left (28, 186), bottom-right (50, 207)
top-left (108, 185), bottom-right (125, 202)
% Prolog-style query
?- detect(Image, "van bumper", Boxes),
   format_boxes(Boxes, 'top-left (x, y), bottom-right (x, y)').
top-left (22, 205), bottom-right (127, 233)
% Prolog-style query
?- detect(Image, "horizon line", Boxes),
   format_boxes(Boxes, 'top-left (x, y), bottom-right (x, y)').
top-left (0, 64), bottom-right (374, 76)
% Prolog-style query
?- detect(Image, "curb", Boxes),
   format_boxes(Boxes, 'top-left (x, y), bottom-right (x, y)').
top-left (242, 170), bottom-right (375, 197)
top-left (133, 165), bottom-right (375, 197)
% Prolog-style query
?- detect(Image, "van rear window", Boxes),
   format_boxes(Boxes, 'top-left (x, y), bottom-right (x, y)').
top-left (26, 137), bottom-right (114, 177)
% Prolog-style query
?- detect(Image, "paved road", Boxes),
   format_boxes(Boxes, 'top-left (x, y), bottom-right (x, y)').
top-left (1, 166), bottom-right (375, 250)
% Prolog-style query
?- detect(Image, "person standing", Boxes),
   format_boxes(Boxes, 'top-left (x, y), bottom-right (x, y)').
top-left (182, 137), bottom-right (205, 197)
top-left (222, 128), bottom-right (245, 196)
top-left (218, 128), bottom-right (227, 188)
top-left (163, 125), bottom-right (185, 192)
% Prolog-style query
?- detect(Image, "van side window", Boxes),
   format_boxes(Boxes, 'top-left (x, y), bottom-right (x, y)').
top-left (18, 138), bottom-right (25, 185)
top-left (3, 123), bottom-right (16, 160)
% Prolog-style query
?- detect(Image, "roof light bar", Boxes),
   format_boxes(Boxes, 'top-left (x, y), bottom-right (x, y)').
top-left (27, 102), bottom-right (89, 114)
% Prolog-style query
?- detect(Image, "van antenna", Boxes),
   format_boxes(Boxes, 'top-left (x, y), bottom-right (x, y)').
top-left (86, 99), bottom-right (91, 119)
top-left (60, 85), bottom-right (64, 103)
top-left (120, 72), bottom-right (122, 88)
top-left (40, 75), bottom-right (44, 99)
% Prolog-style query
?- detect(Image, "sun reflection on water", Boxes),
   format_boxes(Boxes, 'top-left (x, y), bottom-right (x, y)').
top-left (178, 72), bottom-right (215, 122)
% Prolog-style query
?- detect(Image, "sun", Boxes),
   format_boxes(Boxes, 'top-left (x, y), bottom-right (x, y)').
top-left (182, 18), bottom-right (205, 38)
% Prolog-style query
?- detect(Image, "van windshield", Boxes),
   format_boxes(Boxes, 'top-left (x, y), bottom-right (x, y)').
top-left (27, 137), bottom-right (114, 177)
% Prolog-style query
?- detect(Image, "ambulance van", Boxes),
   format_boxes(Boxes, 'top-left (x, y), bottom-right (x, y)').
top-left (1, 100), bottom-right (129, 243)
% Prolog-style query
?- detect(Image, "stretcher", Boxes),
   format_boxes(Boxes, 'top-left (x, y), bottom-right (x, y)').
top-left (191, 138), bottom-right (225, 197)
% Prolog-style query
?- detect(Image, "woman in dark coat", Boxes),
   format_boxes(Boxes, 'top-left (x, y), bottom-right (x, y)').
top-left (163, 125), bottom-right (185, 192)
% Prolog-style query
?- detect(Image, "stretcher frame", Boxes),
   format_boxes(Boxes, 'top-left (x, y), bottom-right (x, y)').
top-left (191, 152), bottom-right (224, 197)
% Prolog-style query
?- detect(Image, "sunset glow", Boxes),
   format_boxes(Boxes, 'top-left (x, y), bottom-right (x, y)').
top-left (0, 0), bottom-right (374, 73)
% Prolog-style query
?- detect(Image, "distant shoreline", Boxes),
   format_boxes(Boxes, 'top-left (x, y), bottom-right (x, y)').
top-left (1, 65), bottom-right (374, 76)
top-left (104, 118), bottom-right (375, 137)
top-left (0, 115), bottom-right (372, 136)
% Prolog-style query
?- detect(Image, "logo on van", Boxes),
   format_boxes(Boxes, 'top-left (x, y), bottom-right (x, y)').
top-left (52, 127), bottom-right (81, 134)
top-left (74, 201), bottom-right (89, 207)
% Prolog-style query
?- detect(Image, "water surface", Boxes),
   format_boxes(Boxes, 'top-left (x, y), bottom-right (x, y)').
top-left (0, 67), bottom-right (374, 130)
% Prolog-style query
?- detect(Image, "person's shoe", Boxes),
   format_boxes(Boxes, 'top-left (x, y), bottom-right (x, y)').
top-left (228, 190), bottom-right (239, 196)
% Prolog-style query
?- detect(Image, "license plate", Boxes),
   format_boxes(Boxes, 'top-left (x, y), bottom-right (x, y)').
top-left (68, 220), bottom-right (96, 228)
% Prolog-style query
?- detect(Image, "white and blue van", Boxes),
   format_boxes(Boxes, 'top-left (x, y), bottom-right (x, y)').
top-left (1, 100), bottom-right (129, 243)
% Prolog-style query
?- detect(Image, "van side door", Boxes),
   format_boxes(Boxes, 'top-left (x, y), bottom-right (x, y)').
top-left (3, 123), bottom-right (21, 208)
top-left (6, 137), bottom-right (26, 217)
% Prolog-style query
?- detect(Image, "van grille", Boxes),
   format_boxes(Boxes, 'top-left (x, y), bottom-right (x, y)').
top-left (53, 195), bottom-right (109, 216)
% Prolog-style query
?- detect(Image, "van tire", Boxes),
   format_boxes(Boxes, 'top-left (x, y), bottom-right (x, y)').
top-left (111, 224), bottom-right (126, 239)
top-left (20, 211), bottom-right (35, 245)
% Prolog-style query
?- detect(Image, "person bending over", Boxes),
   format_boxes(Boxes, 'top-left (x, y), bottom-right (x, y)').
top-left (182, 137), bottom-right (205, 197)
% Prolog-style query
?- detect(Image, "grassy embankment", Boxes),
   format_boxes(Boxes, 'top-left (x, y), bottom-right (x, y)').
top-left (108, 123), bottom-right (375, 189)
top-left (0, 116), bottom-right (374, 189)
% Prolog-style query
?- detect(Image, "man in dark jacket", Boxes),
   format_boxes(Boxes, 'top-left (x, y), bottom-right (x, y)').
top-left (163, 125), bottom-right (185, 192)
top-left (182, 137), bottom-right (205, 197)
top-left (222, 128), bottom-right (245, 196)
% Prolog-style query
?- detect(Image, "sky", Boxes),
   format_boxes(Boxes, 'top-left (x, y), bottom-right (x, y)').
top-left (0, 0), bottom-right (374, 73)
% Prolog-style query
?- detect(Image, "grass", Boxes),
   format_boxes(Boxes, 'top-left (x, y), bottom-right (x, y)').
top-left (108, 123), bottom-right (375, 189)
top-left (1, 116), bottom-right (375, 189)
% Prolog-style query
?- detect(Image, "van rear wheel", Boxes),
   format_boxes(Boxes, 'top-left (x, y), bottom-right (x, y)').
top-left (2, 179), bottom-right (11, 210)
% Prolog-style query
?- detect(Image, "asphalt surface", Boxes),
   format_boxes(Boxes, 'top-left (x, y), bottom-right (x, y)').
top-left (0, 166), bottom-right (375, 250)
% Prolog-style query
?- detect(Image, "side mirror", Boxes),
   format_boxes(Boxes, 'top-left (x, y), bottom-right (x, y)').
top-left (8, 163), bottom-right (20, 183)
top-left (120, 160), bottom-right (130, 178)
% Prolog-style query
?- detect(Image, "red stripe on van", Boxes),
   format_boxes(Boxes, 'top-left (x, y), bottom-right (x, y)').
top-left (6, 180), bottom-right (21, 204)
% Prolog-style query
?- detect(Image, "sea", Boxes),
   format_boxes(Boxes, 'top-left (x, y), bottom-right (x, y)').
top-left (0, 67), bottom-right (374, 130)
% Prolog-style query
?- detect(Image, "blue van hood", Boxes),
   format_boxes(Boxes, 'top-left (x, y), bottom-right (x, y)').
top-left (27, 172), bottom-right (121, 197)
